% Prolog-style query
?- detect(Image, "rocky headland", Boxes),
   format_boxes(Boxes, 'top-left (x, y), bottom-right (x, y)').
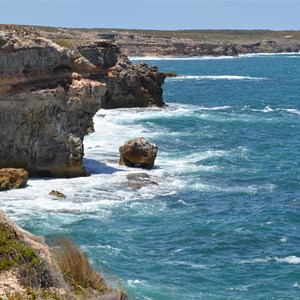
top-left (115, 32), bottom-right (300, 57)
top-left (0, 27), bottom-right (166, 178)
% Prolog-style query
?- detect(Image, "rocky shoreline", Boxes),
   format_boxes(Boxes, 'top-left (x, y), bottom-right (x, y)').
top-left (1, 24), bottom-right (299, 299)
top-left (115, 33), bottom-right (300, 57)
top-left (0, 27), bottom-right (166, 178)
top-left (0, 26), bottom-right (165, 299)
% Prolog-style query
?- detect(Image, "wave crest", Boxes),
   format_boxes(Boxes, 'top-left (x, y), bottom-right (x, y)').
top-left (169, 75), bottom-right (267, 80)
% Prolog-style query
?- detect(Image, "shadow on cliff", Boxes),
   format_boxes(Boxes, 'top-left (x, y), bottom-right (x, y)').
top-left (83, 158), bottom-right (122, 175)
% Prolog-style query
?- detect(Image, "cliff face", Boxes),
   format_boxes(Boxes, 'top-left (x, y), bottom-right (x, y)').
top-left (77, 42), bottom-right (165, 108)
top-left (0, 30), bottom-right (166, 177)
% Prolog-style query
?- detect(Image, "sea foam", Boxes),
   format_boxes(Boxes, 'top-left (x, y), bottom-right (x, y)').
top-left (169, 75), bottom-right (267, 80)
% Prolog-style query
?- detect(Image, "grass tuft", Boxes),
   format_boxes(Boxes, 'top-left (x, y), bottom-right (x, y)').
top-left (53, 239), bottom-right (108, 294)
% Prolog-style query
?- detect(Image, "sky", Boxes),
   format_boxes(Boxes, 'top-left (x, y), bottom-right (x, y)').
top-left (0, 0), bottom-right (300, 30)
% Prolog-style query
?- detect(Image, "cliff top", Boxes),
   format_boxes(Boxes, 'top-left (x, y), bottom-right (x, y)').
top-left (1, 24), bottom-right (300, 45)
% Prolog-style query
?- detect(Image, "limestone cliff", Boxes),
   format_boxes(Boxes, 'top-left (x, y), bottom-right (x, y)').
top-left (77, 42), bottom-right (165, 108)
top-left (0, 29), bottom-right (166, 177)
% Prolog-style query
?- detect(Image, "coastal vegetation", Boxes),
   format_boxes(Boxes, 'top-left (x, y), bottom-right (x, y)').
top-left (0, 212), bottom-right (127, 299)
top-left (53, 239), bottom-right (109, 294)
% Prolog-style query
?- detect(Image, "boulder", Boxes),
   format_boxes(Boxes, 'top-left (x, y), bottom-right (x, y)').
top-left (0, 168), bottom-right (28, 191)
top-left (119, 137), bottom-right (157, 169)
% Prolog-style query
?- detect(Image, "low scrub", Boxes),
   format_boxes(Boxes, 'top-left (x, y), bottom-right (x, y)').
top-left (0, 222), bottom-right (40, 274)
top-left (54, 39), bottom-right (74, 49)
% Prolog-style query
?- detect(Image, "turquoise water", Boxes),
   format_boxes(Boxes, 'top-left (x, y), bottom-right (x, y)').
top-left (2, 53), bottom-right (300, 299)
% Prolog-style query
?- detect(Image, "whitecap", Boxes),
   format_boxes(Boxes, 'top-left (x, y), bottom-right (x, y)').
top-left (127, 279), bottom-right (148, 287)
top-left (177, 199), bottom-right (194, 206)
top-left (239, 52), bottom-right (300, 58)
top-left (130, 52), bottom-right (300, 62)
top-left (239, 257), bottom-right (272, 264)
top-left (243, 106), bottom-right (300, 116)
top-left (196, 105), bottom-right (231, 111)
top-left (262, 105), bottom-right (274, 112)
top-left (163, 260), bottom-right (210, 269)
top-left (168, 75), bottom-right (267, 80)
top-left (173, 246), bottom-right (191, 253)
top-left (84, 244), bottom-right (122, 254)
top-left (285, 108), bottom-right (300, 115)
top-left (275, 256), bottom-right (300, 264)
top-left (192, 183), bottom-right (276, 194)
top-left (229, 286), bottom-right (248, 291)
top-left (129, 55), bottom-right (236, 61)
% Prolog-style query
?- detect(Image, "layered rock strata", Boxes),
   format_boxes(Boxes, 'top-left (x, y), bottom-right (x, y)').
top-left (0, 30), bottom-right (166, 177)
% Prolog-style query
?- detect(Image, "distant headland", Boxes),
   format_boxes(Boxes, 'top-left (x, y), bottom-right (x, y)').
top-left (2, 25), bottom-right (300, 57)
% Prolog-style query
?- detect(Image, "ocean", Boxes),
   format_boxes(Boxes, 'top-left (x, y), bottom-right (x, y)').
top-left (2, 53), bottom-right (300, 299)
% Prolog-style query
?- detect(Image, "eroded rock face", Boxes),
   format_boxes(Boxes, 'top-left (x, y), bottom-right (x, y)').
top-left (119, 137), bottom-right (158, 169)
top-left (0, 73), bottom-right (106, 177)
top-left (0, 30), bottom-right (166, 177)
top-left (77, 43), bottom-right (166, 108)
top-left (0, 168), bottom-right (28, 191)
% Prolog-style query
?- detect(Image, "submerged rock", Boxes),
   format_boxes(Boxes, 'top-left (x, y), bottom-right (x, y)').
top-left (119, 137), bottom-right (158, 169)
top-left (49, 190), bottom-right (66, 198)
top-left (0, 168), bottom-right (28, 191)
top-left (126, 172), bottom-right (158, 190)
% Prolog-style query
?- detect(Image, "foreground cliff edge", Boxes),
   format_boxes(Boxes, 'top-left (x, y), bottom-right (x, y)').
top-left (0, 211), bottom-right (127, 299)
top-left (0, 28), bottom-right (166, 177)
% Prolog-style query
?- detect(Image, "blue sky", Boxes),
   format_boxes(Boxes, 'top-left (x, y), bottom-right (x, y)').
top-left (0, 0), bottom-right (299, 30)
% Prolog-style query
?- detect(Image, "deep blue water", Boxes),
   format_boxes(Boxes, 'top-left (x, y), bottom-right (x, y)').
top-left (2, 53), bottom-right (300, 299)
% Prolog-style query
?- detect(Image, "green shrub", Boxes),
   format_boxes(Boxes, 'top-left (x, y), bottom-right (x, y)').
top-left (0, 223), bottom-right (41, 272)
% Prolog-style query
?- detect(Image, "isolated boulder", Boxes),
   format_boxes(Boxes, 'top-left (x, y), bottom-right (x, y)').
top-left (119, 137), bottom-right (158, 169)
top-left (0, 168), bottom-right (28, 191)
